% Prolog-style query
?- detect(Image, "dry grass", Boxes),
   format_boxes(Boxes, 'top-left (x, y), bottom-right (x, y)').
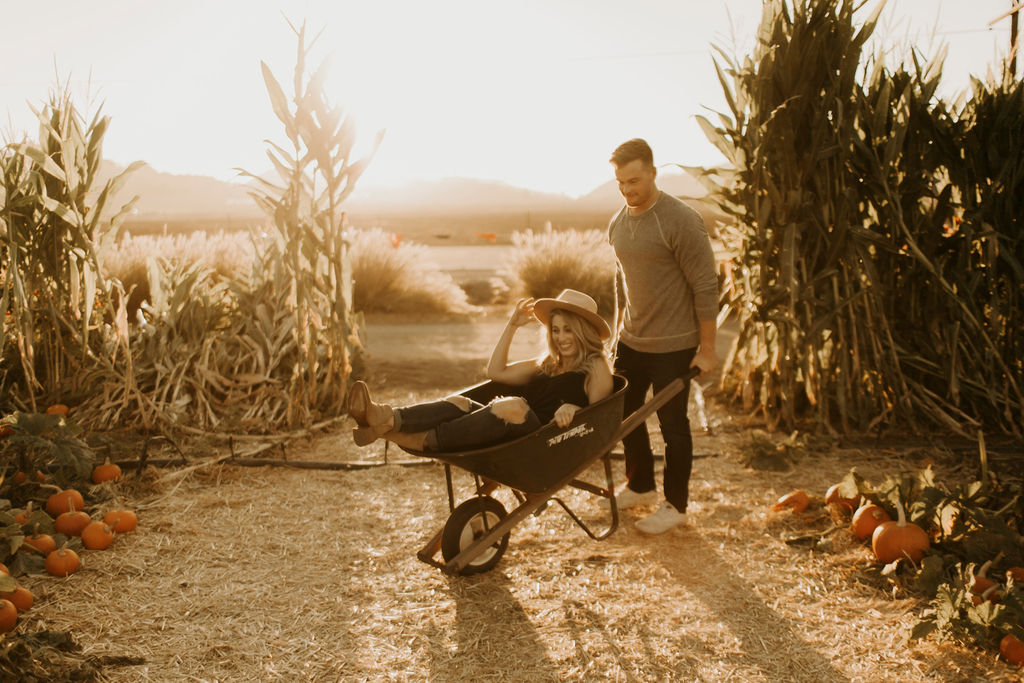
top-left (101, 228), bottom-right (480, 320)
top-left (350, 228), bottom-right (475, 315)
top-left (14, 376), bottom-right (1019, 681)
top-left (101, 231), bottom-right (254, 315)
top-left (508, 227), bottom-right (616, 315)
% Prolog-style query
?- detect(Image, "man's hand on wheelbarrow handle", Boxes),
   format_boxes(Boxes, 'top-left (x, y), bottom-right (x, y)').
top-left (690, 347), bottom-right (717, 377)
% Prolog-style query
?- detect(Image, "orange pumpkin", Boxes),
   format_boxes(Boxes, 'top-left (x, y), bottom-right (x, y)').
top-left (91, 457), bottom-right (122, 484)
top-left (851, 501), bottom-right (891, 540)
top-left (0, 586), bottom-right (33, 611)
top-left (969, 552), bottom-right (1003, 605)
top-left (12, 502), bottom-right (32, 525)
top-left (1001, 634), bottom-right (1024, 665)
top-left (103, 510), bottom-right (137, 533)
top-left (0, 599), bottom-right (17, 633)
top-left (55, 510), bottom-right (92, 537)
top-left (45, 404), bottom-right (69, 416)
top-left (772, 489), bottom-right (810, 514)
top-left (81, 521), bottom-right (115, 550)
top-left (45, 488), bottom-right (85, 516)
top-left (872, 502), bottom-right (930, 564)
top-left (45, 547), bottom-right (81, 577)
top-left (825, 484), bottom-right (859, 511)
top-left (23, 532), bottom-right (57, 555)
top-left (10, 470), bottom-right (43, 485)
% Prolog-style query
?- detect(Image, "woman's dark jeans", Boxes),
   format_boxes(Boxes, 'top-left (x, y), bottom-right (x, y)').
top-left (395, 397), bottom-right (542, 452)
top-left (614, 341), bottom-right (697, 512)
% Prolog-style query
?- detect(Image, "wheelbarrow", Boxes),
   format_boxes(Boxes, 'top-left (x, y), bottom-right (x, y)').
top-left (395, 368), bottom-right (699, 575)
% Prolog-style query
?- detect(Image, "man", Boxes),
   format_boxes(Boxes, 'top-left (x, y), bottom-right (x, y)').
top-left (607, 138), bottom-right (718, 534)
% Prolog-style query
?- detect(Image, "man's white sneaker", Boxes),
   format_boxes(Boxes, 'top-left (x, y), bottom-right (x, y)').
top-left (602, 486), bottom-right (658, 510)
top-left (635, 501), bottom-right (688, 534)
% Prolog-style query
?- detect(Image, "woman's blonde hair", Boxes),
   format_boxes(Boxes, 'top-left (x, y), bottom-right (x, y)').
top-left (539, 309), bottom-right (608, 375)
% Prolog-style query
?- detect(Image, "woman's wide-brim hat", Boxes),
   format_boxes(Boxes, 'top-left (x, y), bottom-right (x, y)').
top-left (533, 289), bottom-right (611, 340)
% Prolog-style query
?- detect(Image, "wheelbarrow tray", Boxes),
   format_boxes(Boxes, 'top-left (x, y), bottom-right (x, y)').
top-left (405, 375), bottom-right (627, 494)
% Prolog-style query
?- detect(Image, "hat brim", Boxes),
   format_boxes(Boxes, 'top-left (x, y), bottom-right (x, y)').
top-left (533, 300), bottom-right (611, 340)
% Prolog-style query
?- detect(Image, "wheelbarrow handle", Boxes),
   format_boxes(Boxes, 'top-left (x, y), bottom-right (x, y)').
top-left (610, 366), bottom-right (701, 445)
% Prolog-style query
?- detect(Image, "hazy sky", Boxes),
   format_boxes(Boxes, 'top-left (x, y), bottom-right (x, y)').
top-left (1, 0), bottom-right (1017, 197)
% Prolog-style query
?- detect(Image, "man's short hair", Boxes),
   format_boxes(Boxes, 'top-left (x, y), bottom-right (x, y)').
top-left (610, 138), bottom-right (654, 167)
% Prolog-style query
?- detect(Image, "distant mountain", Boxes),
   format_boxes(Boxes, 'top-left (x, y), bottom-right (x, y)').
top-left (344, 177), bottom-right (572, 213)
top-left (98, 160), bottom-right (709, 220)
top-left (98, 161), bottom-right (259, 219)
top-left (576, 168), bottom-right (707, 209)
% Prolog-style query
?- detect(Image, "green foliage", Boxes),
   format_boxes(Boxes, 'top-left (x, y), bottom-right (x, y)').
top-left (349, 228), bottom-right (473, 315)
top-left (0, 411), bottom-right (93, 486)
top-left (835, 459), bottom-right (1023, 653)
top-left (507, 227), bottom-right (616, 315)
top-left (696, 0), bottom-right (1024, 436)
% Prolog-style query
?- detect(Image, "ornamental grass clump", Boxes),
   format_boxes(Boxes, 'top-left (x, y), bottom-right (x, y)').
top-left (101, 230), bottom-right (253, 317)
top-left (507, 227), bottom-right (616, 315)
top-left (349, 227), bottom-right (474, 315)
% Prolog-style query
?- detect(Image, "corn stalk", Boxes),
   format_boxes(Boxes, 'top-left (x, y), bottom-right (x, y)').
top-left (693, 0), bottom-right (885, 432)
top-left (0, 89), bottom-right (140, 412)
top-left (695, 0), bottom-right (1024, 437)
top-left (238, 20), bottom-right (382, 426)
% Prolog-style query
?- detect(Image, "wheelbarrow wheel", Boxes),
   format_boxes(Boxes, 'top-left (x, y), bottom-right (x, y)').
top-left (441, 496), bottom-right (510, 575)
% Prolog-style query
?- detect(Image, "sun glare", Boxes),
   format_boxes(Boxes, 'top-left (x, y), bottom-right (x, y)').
top-left (0, 0), bottom-right (1016, 196)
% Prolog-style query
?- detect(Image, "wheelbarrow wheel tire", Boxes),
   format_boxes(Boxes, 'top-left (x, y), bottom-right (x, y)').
top-left (441, 496), bottom-right (510, 575)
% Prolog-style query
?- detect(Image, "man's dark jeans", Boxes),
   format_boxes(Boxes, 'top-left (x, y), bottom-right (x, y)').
top-left (396, 397), bottom-right (541, 452)
top-left (614, 341), bottom-right (696, 512)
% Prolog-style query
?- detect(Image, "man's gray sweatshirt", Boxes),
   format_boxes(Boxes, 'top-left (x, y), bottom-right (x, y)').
top-left (608, 191), bottom-right (718, 353)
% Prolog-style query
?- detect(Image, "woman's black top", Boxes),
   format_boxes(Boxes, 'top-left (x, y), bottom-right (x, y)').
top-left (521, 370), bottom-right (589, 423)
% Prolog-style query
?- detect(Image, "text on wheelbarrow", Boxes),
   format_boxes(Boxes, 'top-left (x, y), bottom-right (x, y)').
top-left (546, 423), bottom-right (595, 447)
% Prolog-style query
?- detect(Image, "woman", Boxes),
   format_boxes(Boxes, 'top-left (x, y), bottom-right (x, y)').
top-left (347, 288), bottom-right (614, 452)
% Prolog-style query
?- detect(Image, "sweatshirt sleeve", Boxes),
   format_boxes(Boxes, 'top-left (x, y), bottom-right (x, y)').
top-left (673, 211), bottom-right (719, 322)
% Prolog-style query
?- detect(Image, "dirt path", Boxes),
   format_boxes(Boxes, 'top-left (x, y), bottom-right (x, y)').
top-left (19, 319), bottom-right (1016, 681)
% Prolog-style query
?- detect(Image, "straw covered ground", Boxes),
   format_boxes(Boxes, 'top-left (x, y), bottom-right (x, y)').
top-left (15, 320), bottom-right (1021, 682)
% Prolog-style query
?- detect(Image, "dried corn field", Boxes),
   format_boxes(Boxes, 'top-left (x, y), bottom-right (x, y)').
top-left (14, 321), bottom-right (1019, 683)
